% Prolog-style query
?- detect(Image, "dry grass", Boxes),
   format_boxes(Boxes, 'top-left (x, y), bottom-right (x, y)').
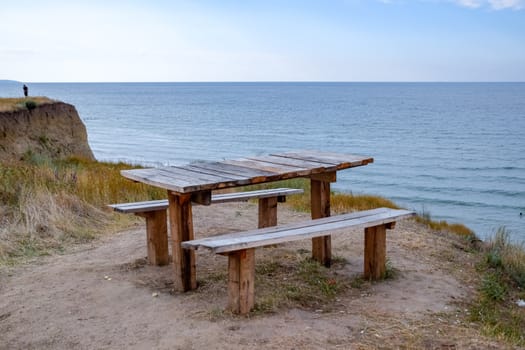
top-left (415, 211), bottom-right (475, 238)
top-left (245, 178), bottom-right (398, 214)
top-left (0, 157), bottom-right (165, 265)
top-left (0, 97), bottom-right (55, 112)
top-left (195, 248), bottom-right (356, 317)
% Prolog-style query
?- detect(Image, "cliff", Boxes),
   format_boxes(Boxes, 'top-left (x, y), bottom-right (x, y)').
top-left (0, 101), bottom-right (95, 162)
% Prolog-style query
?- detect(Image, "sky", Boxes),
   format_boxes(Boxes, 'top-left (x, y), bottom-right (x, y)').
top-left (1, 0), bottom-right (524, 82)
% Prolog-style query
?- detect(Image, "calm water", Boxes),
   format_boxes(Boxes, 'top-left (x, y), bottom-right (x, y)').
top-left (2, 82), bottom-right (524, 241)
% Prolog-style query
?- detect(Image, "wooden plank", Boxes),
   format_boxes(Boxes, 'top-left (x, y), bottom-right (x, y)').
top-left (246, 155), bottom-right (337, 174)
top-left (189, 161), bottom-right (277, 180)
top-left (109, 199), bottom-right (168, 213)
top-left (184, 207), bottom-right (396, 245)
top-left (364, 224), bottom-right (387, 280)
top-left (158, 167), bottom-right (243, 187)
top-left (272, 150), bottom-right (374, 170)
top-left (182, 209), bottom-right (415, 253)
top-left (169, 192), bottom-right (197, 292)
top-left (222, 158), bottom-right (312, 177)
top-left (109, 188), bottom-right (303, 213)
top-left (311, 178), bottom-right (331, 267)
top-left (122, 166), bottom-right (249, 194)
top-left (212, 188), bottom-right (303, 203)
top-left (183, 165), bottom-right (253, 182)
top-left (121, 168), bottom-right (197, 193)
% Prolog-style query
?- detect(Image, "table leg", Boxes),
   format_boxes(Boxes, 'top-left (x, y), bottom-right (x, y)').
top-left (258, 197), bottom-right (278, 228)
top-left (311, 178), bottom-right (332, 267)
top-left (168, 191), bottom-right (197, 292)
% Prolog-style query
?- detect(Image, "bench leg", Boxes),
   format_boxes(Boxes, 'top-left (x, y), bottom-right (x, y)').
top-left (137, 210), bottom-right (169, 266)
top-left (364, 224), bottom-right (387, 280)
top-left (311, 178), bottom-right (332, 267)
top-left (258, 197), bottom-right (278, 228)
top-left (228, 248), bottom-right (255, 315)
top-left (168, 192), bottom-right (197, 292)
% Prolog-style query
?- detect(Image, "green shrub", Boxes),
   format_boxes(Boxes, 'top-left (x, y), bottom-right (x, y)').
top-left (25, 100), bottom-right (37, 110)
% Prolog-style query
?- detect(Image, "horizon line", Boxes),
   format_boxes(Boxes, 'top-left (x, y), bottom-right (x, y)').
top-left (3, 80), bottom-right (525, 84)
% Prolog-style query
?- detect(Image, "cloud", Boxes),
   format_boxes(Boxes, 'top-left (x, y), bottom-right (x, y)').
top-left (455, 0), bottom-right (524, 9)
top-left (455, 0), bottom-right (483, 8)
top-left (488, 0), bottom-right (525, 9)
top-left (377, 0), bottom-right (524, 10)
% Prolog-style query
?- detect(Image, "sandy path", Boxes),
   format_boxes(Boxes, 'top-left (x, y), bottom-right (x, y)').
top-left (0, 203), bottom-right (497, 349)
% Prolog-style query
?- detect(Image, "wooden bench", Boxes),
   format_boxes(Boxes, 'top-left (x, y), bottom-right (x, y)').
top-left (108, 188), bottom-right (303, 266)
top-left (182, 207), bottom-right (415, 314)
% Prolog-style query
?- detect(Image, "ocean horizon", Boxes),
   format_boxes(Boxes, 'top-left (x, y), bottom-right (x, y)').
top-left (1, 81), bottom-right (524, 242)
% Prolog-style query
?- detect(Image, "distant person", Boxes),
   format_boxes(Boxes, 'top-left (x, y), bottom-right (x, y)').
top-left (23, 84), bottom-right (28, 97)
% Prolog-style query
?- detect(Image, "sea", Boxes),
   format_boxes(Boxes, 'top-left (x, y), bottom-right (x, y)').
top-left (1, 82), bottom-right (524, 242)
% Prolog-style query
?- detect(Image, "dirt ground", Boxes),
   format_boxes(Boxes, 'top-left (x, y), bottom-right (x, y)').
top-left (0, 203), bottom-right (509, 349)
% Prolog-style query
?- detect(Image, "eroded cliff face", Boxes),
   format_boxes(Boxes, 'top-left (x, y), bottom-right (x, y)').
top-left (0, 102), bottom-right (95, 162)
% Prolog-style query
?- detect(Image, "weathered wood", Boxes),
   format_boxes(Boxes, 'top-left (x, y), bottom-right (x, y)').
top-left (109, 199), bottom-right (169, 214)
top-left (182, 208), bottom-right (415, 253)
top-left (223, 158), bottom-right (306, 175)
top-left (272, 150), bottom-right (374, 170)
top-left (136, 210), bottom-right (168, 266)
top-left (189, 161), bottom-right (277, 178)
top-left (168, 192), bottom-right (197, 292)
top-left (109, 188), bottom-right (303, 213)
top-left (184, 207), bottom-right (394, 247)
top-left (211, 188), bottom-right (302, 204)
top-left (183, 208), bottom-right (414, 314)
top-left (311, 177), bottom-right (332, 267)
top-left (364, 224), bottom-right (387, 280)
top-left (246, 155), bottom-right (336, 173)
top-left (228, 248), bottom-right (255, 315)
top-left (121, 151), bottom-right (373, 194)
top-left (258, 197), bottom-right (278, 228)
top-left (109, 188), bottom-right (302, 267)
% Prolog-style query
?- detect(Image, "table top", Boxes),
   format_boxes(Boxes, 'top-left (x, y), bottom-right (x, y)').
top-left (121, 150), bottom-right (373, 194)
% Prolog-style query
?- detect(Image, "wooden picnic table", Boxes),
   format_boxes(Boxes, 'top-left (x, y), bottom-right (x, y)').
top-left (121, 150), bottom-right (373, 292)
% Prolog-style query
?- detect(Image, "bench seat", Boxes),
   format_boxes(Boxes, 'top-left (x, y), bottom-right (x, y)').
top-left (182, 207), bottom-right (415, 314)
top-left (108, 188), bottom-right (303, 266)
top-left (108, 188), bottom-right (303, 214)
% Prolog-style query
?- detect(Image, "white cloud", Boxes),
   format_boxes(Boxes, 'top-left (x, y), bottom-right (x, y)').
top-left (454, 0), bottom-right (525, 9)
top-left (378, 0), bottom-right (524, 10)
top-left (455, 0), bottom-right (483, 8)
top-left (488, 0), bottom-right (525, 9)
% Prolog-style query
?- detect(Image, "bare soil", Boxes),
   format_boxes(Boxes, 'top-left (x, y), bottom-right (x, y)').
top-left (0, 203), bottom-right (509, 349)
